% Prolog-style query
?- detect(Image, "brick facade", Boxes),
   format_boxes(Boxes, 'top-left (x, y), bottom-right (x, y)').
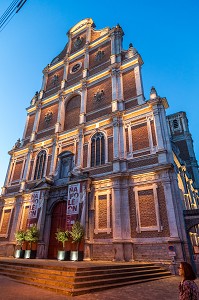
top-left (0, 18), bottom-right (198, 267)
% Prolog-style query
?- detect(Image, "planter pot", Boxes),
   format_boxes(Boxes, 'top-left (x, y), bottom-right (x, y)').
top-left (24, 250), bottom-right (37, 259)
top-left (57, 250), bottom-right (70, 261)
top-left (70, 251), bottom-right (84, 261)
top-left (14, 249), bottom-right (25, 259)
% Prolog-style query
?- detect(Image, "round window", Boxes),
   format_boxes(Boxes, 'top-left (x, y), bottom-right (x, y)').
top-left (71, 63), bottom-right (82, 74)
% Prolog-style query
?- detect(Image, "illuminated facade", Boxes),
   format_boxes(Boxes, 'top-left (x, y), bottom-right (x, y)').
top-left (0, 19), bottom-right (199, 266)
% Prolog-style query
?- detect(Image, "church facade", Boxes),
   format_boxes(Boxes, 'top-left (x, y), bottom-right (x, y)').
top-left (0, 19), bottom-right (199, 267)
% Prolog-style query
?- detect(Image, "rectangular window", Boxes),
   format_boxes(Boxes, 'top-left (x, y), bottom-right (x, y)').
top-left (20, 205), bottom-right (30, 230)
top-left (94, 191), bottom-right (111, 234)
top-left (0, 207), bottom-right (13, 237)
top-left (134, 184), bottom-right (162, 233)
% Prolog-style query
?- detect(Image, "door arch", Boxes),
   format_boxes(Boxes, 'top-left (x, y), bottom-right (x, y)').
top-left (48, 201), bottom-right (66, 259)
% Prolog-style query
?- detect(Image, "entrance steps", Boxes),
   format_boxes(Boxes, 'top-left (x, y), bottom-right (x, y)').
top-left (0, 258), bottom-right (171, 296)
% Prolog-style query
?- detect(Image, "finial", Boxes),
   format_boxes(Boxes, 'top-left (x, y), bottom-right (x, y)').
top-left (129, 43), bottom-right (133, 48)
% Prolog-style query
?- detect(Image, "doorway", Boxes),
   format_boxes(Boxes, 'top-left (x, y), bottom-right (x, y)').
top-left (48, 201), bottom-right (66, 259)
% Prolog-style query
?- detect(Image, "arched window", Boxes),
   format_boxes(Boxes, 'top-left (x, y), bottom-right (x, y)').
top-left (34, 150), bottom-right (46, 180)
top-left (91, 132), bottom-right (105, 167)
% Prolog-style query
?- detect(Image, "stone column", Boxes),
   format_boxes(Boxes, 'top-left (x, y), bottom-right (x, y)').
top-left (76, 127), bottom-right (84, 169)
top-left (30, 104), bottom-right (41, 142)
top-left (80, 82), bottom-right (87, 124)
top-left (83, 44), bottom-right (89, 78)
top-left (118, 117), bottom-right (126, 162)
top-left (37, 190), bottom-right (49, 258)
top-left (10, 197), bottom-right (23, 242)
top-left (22, 147), bottom-right (33, 181)
top-left (112, 179), bottom-right (124, 261)
top-left (162, 174), bottom-right (180, 238)
top-left (55, 94), bottom-right (65, 133)
top-left (61, 55), bottom-right (69, 89)
top-left (113, 117), bottom-right (119, 159)
top-left (146, 116), bottom-right (155, 154)
top-left (50, 139), bottom-right (58, 175)
top-left (134, 65), bottom-right (144, 104)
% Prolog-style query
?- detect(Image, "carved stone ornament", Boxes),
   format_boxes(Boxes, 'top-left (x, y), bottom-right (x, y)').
top-left (70, 62), bottom-right (82, 74)
top-left (44, 111), bottom-right (53, 125)
top-left (30, 91), bottom-right (39, 105)
top-left (13, 138), bottom-right (21, 149)
top-left (95, 50), bottom-right (105, 62)
top-left (74, 36), bottom-right (83, 49)
top-left (51, 74), bottom-right (59, 86)
top-left (94, 89), bottom-right (105, 102)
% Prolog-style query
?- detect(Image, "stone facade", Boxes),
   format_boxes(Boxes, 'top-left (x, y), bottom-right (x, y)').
top-left (0, 19), bottom-right (199, 269)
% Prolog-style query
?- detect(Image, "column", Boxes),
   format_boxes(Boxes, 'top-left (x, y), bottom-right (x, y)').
top-left (134, 65), bottom-right (144, 104)
top-left (119, 117), bottom-right (126, 161)
top-left (30, 104), bottom-right (41, 142)
top-left (162, 176), bottom-right (180, 238)
top-left (61, 55), bottom-right (69, 89)
top-left (55, 94), bottom-right (65, 133)
top-left (80, 82), bottom-right (87, 124)
top-left (112, 180), bottom-right (124, 261)
top-left (22, 146), bottom-right (33, 181)
top-left (10, 197), bottom-right (23, 242)
top-left (76, 128), bottom-right (84, 169)
top-left (83, 44), bottom-right (89, 78)
top-left (50, 139), bottom-right (58, 175)
top-left (112, 116), bottom-right (120, 162)
top-left (146, 116), bottom-right (155, 154)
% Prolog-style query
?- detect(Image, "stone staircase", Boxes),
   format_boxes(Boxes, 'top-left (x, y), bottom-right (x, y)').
top-left (0, 259), bottom-right (171, 296)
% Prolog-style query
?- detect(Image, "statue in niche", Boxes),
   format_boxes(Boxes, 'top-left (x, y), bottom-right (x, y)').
top-left (44, 111), bottom-right (53, 125)
top-left (74, 36), bottom-right (83, 49)
top-left (51, 74), bottom-right (59, 86)
top-left (94, 89), bottom-right (105, 102)
top-left (95, 50), bottom-right (105, 62)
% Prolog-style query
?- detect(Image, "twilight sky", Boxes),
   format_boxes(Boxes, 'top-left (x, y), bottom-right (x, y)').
top-left (0, 0), bottom-right (199, 191)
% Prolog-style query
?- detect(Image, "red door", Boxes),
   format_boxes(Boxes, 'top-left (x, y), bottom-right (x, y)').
top-left (48, 201), bottom-right (66, 259)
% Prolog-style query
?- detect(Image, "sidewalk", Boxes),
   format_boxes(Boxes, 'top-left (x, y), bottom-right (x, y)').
top-left (1, 275), bottom-right (198, 300)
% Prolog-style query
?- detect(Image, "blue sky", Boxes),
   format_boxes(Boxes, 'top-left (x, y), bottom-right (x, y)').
top-left (0, 0), bottom-right (199, 191)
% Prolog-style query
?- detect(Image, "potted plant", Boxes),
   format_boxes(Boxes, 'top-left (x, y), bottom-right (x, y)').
top-left (70, 221), bottom-right (84, 261)
top-left (24, 224), bottom-right (39, 259)
top-left (55, 228), bottom-right (70, 261)
top-left (14, 229), bottom-right (26, 258)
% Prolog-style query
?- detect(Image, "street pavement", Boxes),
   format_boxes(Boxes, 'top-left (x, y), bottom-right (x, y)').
top-left (1, 275), bottom-right (199, 300)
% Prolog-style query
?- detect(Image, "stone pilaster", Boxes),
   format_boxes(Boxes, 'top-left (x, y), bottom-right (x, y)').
top-left (80, 82), bottom-right (87, 124)
top-left (50, 139), bottom-right (58, 175)
top-left (55, 94), bottom-right (65, 133)
top-left (161, 172), bottom-right (180, 239)
top-left (134, 65), bottom-right (144, 104)
top-left (30, 104), bottom-right (41, 142)
top-left (9, 197), bottom-right (23, 242)
top-left (76, 128), bottom-right (84, 169)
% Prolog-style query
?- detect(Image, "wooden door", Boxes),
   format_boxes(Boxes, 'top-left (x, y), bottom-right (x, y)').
top-left (48, 201), bottom-right (66, 259)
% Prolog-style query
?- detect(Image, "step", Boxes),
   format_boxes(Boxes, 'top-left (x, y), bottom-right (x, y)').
top-left (9, 274), bottom-right (173, 296)
top-left (0, 269), bottom-right (171, 290)
top-left (0, 265), bottom-right (169, 284)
